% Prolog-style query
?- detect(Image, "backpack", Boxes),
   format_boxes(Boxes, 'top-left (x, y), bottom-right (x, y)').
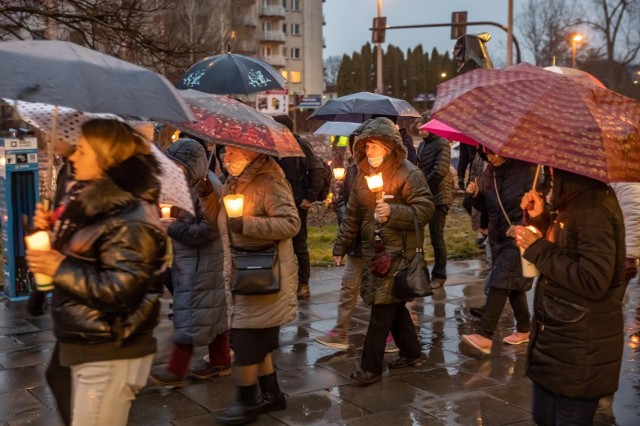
top-left (306, 150), bottom-right (332, 202)
top-left (317, 159), bottom-right (332, 202)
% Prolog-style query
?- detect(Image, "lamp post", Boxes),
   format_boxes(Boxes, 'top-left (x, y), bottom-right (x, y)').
top-left (571, 34), bottom-right (583, 68)
top-left (506, 0), bottom-right (513, 66)
top-left (376, 0), bottom-right (384, 94)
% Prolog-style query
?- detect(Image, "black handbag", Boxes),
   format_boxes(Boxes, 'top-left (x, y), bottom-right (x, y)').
top-left (393, 215), bottom-right (433, 299)
top-left (230, 244), bottom-right (280, 295)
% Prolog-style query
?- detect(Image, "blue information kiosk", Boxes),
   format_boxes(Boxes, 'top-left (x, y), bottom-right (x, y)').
top-left (0, 136), bottom-right (40, 301)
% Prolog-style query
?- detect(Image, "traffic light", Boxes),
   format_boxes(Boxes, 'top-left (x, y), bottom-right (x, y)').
top-left (372, 17), bottom-right (387, 44)
top-left (451, 11), bottom-right (467, 39)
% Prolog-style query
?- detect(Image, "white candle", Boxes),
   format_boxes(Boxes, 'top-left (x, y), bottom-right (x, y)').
top-left (332, 167), bottom-right (346, 181)
top-left (223, 194), bottom-right (245, 218)
top-left (24, 231), bottom-right (54, 291)
top-left (365, 172), bottom-right (383, 192)
top-left (160, 204), bottom-right (172, 219)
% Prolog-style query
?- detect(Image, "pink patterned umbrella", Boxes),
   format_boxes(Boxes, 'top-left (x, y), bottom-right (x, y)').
top-left (431, 63), bottom-right (640, 183)
top-left (174, 90), bottom-right (303, 158)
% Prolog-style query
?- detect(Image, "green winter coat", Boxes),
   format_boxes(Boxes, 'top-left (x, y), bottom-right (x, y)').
top-left (333, 118), bottom-right (434, 305)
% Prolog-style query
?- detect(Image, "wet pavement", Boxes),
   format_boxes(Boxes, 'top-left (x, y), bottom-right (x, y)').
top-left (1, 259), bottom-right (640, 425)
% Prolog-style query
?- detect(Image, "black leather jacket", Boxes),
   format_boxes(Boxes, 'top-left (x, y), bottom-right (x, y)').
top-left (51, 154), bottom-right (167, 364)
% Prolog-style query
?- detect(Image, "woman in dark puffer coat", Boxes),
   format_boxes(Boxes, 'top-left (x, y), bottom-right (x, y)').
top-left (26, 118), bottom-right (167, 426)
top-left (333, 117), bottom-right (434, 385)
top-left (515, 169), bottom-right (626, 425)
top-left (150, 138), bottom-right (229, 386)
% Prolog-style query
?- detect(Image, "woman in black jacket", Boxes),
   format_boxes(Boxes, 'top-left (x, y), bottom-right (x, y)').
top-left (515, 169), bottom-right (626, 425)
top-left (462, 146), bottom-right (536, 354)
top-left (26, 118), bottom-right (167, 426)
top-left (416, 115), bottom-right (453, 288)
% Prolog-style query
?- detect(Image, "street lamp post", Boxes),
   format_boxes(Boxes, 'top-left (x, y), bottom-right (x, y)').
top-left (571, 34), bottom-right (583, 68)
top-left (506, 0), bottom-right (513, 66)
top-left (376, 0), bottom-right (383, 94)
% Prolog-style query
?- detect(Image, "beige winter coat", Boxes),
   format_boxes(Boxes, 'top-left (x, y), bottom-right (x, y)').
top-left (218, 155), bottom-right (300, 329)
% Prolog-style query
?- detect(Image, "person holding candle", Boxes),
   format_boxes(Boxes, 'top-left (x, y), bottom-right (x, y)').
top-left (149, 138), bottom-right (230, 387)
top-left (215, 145), bottom-right (300, 425)
top-left (461, 146), bottom-right (537, 355)
top-left (25, 118), bottom-right (168, 426)
top-left (332, 117), bottom-right (434, 386)
top-left (514, 168), bottom-right (625, 425)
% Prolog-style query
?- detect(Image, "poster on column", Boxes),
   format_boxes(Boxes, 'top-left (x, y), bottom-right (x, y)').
top-left (256, 89), bottom-right (289, 115)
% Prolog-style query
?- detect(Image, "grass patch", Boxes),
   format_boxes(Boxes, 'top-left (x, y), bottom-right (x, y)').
top-left (307, 204), bottom-right (483, 266)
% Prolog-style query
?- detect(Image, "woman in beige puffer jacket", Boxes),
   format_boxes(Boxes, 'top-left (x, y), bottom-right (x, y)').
top-left (215, 146), bottom-right (300, 425)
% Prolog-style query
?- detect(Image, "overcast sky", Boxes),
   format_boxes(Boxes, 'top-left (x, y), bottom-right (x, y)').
top-left (323, 0), bottom-right (532, 66)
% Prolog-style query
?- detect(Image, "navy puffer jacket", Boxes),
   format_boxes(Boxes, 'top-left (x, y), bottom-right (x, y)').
top-left (167, 139), bottom-right (227, 346)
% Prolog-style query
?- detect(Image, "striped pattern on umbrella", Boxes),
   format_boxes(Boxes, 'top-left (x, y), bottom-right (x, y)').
top-left (432, 63), bottom-right (640, 183)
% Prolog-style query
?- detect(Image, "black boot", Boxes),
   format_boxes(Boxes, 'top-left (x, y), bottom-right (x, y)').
top-left (216, 384), bottom-right (263, 425)
top-left (258, 372), bottom-right (286, 412)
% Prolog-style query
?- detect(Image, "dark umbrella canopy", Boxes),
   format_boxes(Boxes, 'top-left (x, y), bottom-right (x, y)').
top-left (0, 40), bottom-right (193, 123)
top-left (308, 92), bottom-right (421, 123)
top-left (173, 90), bottom-right (303, 158)
top-left (175, 53), bottom-right (287, 95)
top-left (431, 63), bottom-right (640, 183)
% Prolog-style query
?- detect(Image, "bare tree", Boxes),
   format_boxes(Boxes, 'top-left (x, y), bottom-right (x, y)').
top-left (0, 0), bottom-right (228, 79)
top-left (579, 0), bottom-right (640, 87)
top-left (516, 0), bottom-right (580, 66)
top-left (323, 55), bottom-right (342, 85)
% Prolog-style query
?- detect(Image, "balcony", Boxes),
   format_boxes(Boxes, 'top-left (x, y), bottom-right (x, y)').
top-left (239, 15), bottom-right (257, 27)
top-left (259, 5), bottom-right (286, 18)
top-left (260, 31), bottom-right (286, 43)
top-left (260, 55), bottom-right (286, 68)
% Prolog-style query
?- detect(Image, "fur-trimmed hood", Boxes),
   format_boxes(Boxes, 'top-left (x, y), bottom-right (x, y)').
top-left (353, 117), bottom-right (407, 172)
top-left (68, 153), bottom-right (161, 223)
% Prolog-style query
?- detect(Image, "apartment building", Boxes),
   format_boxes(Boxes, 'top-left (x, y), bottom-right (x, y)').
top-left (231, 0), bottom-right (325, 105)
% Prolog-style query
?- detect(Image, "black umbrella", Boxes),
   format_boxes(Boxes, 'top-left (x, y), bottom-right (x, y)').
top-left (175, 53), bottom-right (287, 95)
top-left (0, 40), bottom-right (193, 123)
top-left (308, 92), bottom-right (421, 123)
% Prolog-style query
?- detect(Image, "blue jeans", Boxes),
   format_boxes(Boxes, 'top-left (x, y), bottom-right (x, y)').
top-left (532, 382), bottom-right (599, 426)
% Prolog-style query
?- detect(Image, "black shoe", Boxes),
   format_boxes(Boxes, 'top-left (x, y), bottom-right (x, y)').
top-left (470, 306), bottom-right (486, 318)
top-left (430, 277), bottom-right (446, 289)
top-left (350, 367), bottom-right (381, 386)
top-left (259, 372), bottom-right (286, 412)
top-left (216, 385), bottom-right (263, 425)
top-left (389, 356), bottom-right (423, 369)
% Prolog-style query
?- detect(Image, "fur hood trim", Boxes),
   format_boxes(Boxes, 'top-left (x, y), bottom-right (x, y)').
top-left (74, 153), bottom-right (161, 220)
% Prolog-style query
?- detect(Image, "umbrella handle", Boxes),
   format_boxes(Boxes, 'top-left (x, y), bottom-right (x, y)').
top-left (523, 164), bottom-right (542, 225)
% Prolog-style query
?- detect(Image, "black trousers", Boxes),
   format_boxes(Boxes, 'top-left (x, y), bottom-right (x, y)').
top-left (478, 287), bottom-right (531, 338)
top-left (361, 302), bottom-right (421, 375)
top-left (429, 204), bottom-right (450, 279)
top-left (46, 342), bottom-right (72, 425)
top-left (292, 206), bottom-right (310, 285)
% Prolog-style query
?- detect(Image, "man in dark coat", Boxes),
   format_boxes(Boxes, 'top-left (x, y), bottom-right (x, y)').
top-left (273, 114), bottom-right (325, 299)
top-left (515, 169), bottom-right (626, 425)
top-left (416, 114), bottom-right (453, 288)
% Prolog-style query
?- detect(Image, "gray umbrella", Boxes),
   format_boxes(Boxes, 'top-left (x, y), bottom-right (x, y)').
top-left (308, 92), bottom-right (420, 123)
top-left (0, 40), bottom-right (193, 123)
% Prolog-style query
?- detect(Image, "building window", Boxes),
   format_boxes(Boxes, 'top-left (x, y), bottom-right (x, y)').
top-left (292, 0), bottom-right (301, 11)
top-left (282, 23), bottom-right (287, 34)
top-left (291, 23), bottom-right (300, 35)
top-left (291, 48), bottom-right (301, 59)
top-left (281, 70), bottom-right (288, 80)
top-left (262, 46), bottom-right (272, 56)
top-left (282, 0), bottom-right (287, 8)
top-left (290, 71), bottom-right (302, 83)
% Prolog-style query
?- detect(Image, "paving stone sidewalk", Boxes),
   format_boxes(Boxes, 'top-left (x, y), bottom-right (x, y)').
top-left (1, 259), bottom-right (639, 425)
